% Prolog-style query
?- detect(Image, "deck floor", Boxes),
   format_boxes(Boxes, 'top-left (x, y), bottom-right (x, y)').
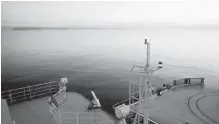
top-left (9, 92), bottom-right (115, 124)
top-left (130, 85), bottom-right (219, 124)
top-left (197, 95), bottom-right (219, 123)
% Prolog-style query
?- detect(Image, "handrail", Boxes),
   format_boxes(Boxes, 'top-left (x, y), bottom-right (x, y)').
top-left (2, 87), bottom-right (58, 98)
top-left (175, 77), bottom-right (205, 80)
top-left (113, 78), bottom-right (205, 124)
top-left (113, 80), bottom-right (204, 109)
top-left (1, 81), bottom-right (59, 104)
top-left (112, 99), bottom-right (130, 109)
top-left (113, 99), bottom-right (159, 124)
top-left (173, 77), bottom-right (204, 86)
top-left (30, 85), bottom-right (52, 91)
top-left (50, 99), bottom-right (61, 124)
top-left (1, 81), bottom-right (58, 93)
top-left (59, 112), bottom-right (114, 124)
top-left (48, 84), bottom-right (114, 124)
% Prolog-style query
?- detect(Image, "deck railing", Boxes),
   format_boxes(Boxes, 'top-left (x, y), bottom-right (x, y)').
top-left (173, 78), bottom-right (204, 86)
top-left (59, 112), bottom-right (114, 124)
top-left (49, 90), bottom-right (114, 124)
top-left (1, 81), bottom-right (59, 104)
top-left (114, 78), bottom-right (205, 109)
top-left (113, 99), bottom-right (159, 124)
top-left (47, 80), bottom-right (114, 124)
top-left (50, 99), bottom-right (62, 124)
top-left (2, 79), bottom-right (114, 124)
top-left (125, 110), bottom-right (159, 124)
top-left (113, 78), bottom-right (205, 124)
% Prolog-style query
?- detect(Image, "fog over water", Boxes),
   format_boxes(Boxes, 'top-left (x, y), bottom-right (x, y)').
top-left (2, 28), bottom-right (219, 114)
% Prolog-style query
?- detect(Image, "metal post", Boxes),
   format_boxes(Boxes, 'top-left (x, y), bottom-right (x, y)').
top-left (28, 85), bottom-right (32, 99)
top-left (77, 113), bottom-right (79, 124)
top-left (144, 78), bottom-right (149, 124)
top-left (50, 83), bottom-right (52, 93)
top-left (146, 42), bottom-right (150, 68)
top-left (24, 88), bottom-right (26, 99)
top-left (129, 75), bottom-right (131, 105)
top-left (58, 109), bottom-right (62, 124)
top-left (132, 81), bottom-right (134, 104)
top-left (9, 90), bottom-right (12, 104)
top-left (139, 73), bottom-right (142, 111)
top-left (93, 109), bottom-right (96, 124)
top-left (130, 39), bottom-right (161, 124)
top-left (92, 113), bottom-right (94, 124)
top-left (144, 40), bottom-right (150, 124)
top-left (12, 120), bottom-right (16, 124)
top-left (145, 110), bottom-right (149, 124)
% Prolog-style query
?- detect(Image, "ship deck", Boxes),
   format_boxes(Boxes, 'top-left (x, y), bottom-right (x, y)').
top-left (8, 92), bottom-right (116, 124)
top-left (130, 84), bottom-right (219, 124)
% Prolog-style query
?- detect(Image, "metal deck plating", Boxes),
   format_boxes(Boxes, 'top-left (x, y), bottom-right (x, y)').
top-left (2, 79), bottom-right (115, 124)
top-left (113, 78), bottom-right (219, 124)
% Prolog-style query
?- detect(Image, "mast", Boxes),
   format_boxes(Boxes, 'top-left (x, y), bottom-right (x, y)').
top-left (144, 39), bottom-right (150, 124)
top-left (129, 39), bottom-right (162, 124)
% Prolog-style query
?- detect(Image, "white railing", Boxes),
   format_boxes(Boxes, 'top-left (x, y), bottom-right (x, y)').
top-left (113, 78), bottom-right (205, 124)
top-left (50, 100), bottom-right (62, 124)
top-left (173, 78), bottom-right (205, 86)
top-left (52, 87), bottom-right (67, 107)
top-left (2, 79), bottom-right (114, 124)
top-left (50, 100), bottom-right (114, 124)
top-left (49, 87), bottom-right (114, 124)
top-left (126, 110), bottom-right (159, 124)
top-left (1, 81), bottom-right (59, 104)
top-left (50, 97), bottom-right (114, 124)
top-left (59, 112), bottom-right (114, 124)
top-left (49, 86), bottom-right (67, 124)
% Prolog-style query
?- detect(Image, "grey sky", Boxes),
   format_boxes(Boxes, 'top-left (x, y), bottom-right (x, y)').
top-left (2, 1), bottom-right (219, 27)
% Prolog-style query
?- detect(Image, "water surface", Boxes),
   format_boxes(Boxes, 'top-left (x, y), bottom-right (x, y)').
top-left (2, 28), bottom-right (219, 115)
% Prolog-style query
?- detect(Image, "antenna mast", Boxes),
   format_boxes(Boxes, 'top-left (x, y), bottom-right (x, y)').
top-left (144, 39), bottom-right (150, 124)
top-left (130, 39), bottom-right (162, 124)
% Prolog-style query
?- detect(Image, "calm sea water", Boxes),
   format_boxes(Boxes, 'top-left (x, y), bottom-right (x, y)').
top-left (2, 28), bottom-right (219, 115)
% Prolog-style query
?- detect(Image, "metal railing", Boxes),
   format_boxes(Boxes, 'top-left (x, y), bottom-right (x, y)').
top-left (1, 81), bottom-right (59, 104)
top-left (173, 78), bottom-right (205, 86)
top-left (50, 99), bottom-right (62, 124)
top-left (50, 87), bottom-right (67, 108)
top-left (113, 98), bottom-right (158, 124)
top-left (59, 112), bottom-right (114, 124)
top-left (50, 95), bottom-right (114, 124)
top-left (112, 91), bottom-right (159, 124)
top-left (48, 84), bottom-right (114, 124)
top-left (50, 99), bottom-right (114, 124)
top-left (112, 91), bottom-right (156, 110)
top-left (2, 79), bottom-right (114, 124)
top-left (114, 78), bottom-right (205, 109)
top-left (113, 78), bottom-right (205, 124)
top-left (125, 110), bottom-right (159, 124)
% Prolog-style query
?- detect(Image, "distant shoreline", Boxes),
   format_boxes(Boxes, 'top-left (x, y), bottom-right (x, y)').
top-left (13, 27), bottom-right (69, 30)
top-left (2, 25), bottom-right (219, 30)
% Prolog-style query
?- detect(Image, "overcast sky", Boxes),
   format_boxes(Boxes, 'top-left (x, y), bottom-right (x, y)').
top-left (2, 0), bottom-right (219, 28)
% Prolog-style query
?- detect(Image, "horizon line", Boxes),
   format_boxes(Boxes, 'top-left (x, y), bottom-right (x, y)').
top-left (2, 24), bottom-right (219, 30)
